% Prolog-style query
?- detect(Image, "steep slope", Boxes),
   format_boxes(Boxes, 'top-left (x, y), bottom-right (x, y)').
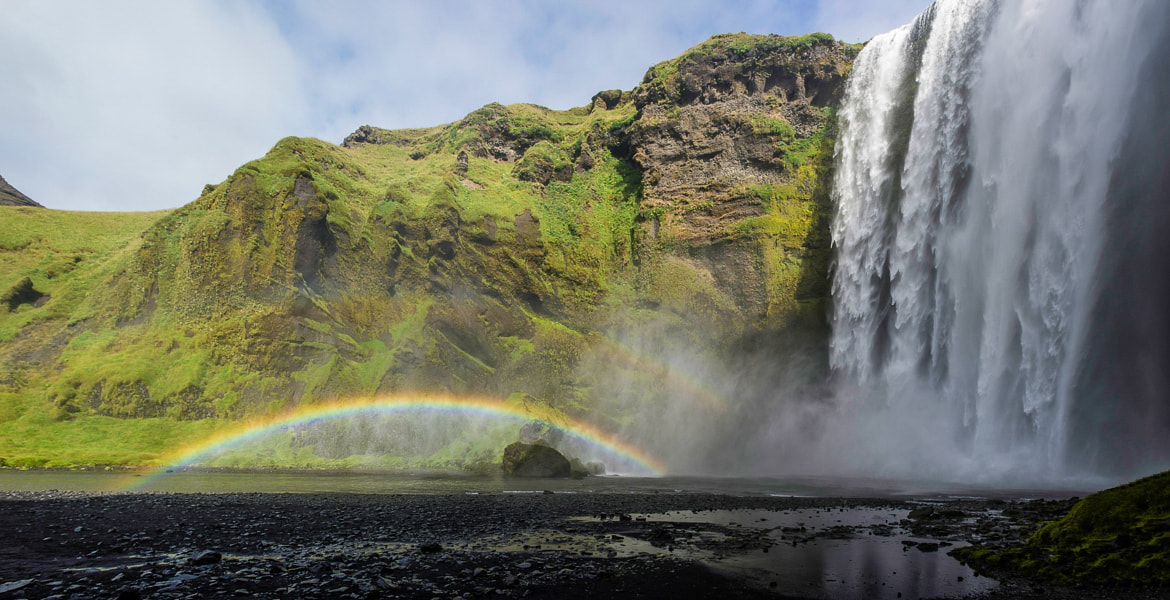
top-left (0, 33), bottom-right (859, 469)
top-left (0, 174), bottom-right (43, 207)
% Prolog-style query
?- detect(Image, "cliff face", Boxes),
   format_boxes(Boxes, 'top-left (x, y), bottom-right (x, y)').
top-left (628, 33), bottom-right (858, 328)
top-left (0, 34), bottom-right (858, 468)
top-left (0, 174), bottom-right (42, 208)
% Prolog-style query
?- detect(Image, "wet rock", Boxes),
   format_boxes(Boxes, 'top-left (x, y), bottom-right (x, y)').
top-left (908, 506), bottom-right (936, 520)
top-left (0, 579), bottom-right (34, 594)
top-left (191, 550), bottom-right (223, 565)
top-left (501, 442), bottom-right (571, 478)
top-left (569, 458), bottom-right (605, 479)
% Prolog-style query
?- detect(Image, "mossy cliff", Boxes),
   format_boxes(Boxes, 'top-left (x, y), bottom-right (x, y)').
top-left (0, 34), bottom-right (859, 468)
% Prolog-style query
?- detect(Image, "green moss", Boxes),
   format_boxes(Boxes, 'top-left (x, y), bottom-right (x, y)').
top-left (749, 114), bottom-right (796, 141)
top-left (959, 470), bottom-right (1170, 588)
top-left (513, 141), bottom-right (573, 184)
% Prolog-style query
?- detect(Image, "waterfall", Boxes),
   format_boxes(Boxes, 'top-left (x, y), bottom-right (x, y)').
top-left (830, 0), bottom-right (1170, 481)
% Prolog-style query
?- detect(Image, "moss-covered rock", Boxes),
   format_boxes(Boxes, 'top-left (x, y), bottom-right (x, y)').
top-left (956, 470), bottom-right (1170, 588)
top-left (501, 441), bottom-right (571, 478)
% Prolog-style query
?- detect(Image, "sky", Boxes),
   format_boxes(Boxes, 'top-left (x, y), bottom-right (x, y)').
top-left (0, 0), bottom-right (932, 212)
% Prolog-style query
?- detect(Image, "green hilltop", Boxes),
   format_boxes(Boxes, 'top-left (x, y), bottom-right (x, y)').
top-left (0, 33), bottom-right (860, 470)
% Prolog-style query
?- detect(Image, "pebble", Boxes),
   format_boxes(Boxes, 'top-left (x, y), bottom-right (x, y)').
top-left (0, 489), bottom-right (1106, 600)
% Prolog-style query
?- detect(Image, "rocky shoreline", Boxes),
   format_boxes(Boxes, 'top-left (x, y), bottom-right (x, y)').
top-left (0, 489), bottom-right (1163, 599)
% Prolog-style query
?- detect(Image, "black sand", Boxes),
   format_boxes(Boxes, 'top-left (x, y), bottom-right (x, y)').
top-left (0, 490), bottom-right (1161, 599)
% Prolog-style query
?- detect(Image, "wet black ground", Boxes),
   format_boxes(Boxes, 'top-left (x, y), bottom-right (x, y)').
top-left (0, 490), bottom-right (1163, 599)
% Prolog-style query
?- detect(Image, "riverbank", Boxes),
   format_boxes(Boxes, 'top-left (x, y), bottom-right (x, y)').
top-left (0, 489), bottom-right (1160, 599)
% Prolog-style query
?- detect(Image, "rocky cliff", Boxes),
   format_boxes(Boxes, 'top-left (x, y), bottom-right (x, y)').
top-left (0, 174), bottom-right (42, 207)
top-left (0, 33), bottom-right (859, 468)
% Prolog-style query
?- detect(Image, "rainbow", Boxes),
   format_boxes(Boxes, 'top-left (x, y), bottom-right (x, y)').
top-left (126, 394), bottom-right (665, 489)
top-left (590, 337), bottom-right (728, 413)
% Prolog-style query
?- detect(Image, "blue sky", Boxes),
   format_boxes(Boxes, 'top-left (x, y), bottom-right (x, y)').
top-left (0, 0), bottom-right (931, 211)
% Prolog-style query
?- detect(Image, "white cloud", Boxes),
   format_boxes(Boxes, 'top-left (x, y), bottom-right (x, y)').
top-left (813, 0), bottom-right (933, 43)
top-left (0, 0), bottom-right (931, 212)
top-left (0, 1), bottom-right (304, 211)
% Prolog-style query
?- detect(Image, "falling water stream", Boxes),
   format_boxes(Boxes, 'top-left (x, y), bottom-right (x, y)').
top-left (830, 0), bottom-right (1170, 481)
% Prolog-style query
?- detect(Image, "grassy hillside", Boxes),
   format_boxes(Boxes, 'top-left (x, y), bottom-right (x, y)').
top-left (0, 34), bottom-right (857, 471)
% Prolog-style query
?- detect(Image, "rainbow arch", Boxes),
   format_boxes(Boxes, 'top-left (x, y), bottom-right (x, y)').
top-left (127, 394), bottom-right (664, 489)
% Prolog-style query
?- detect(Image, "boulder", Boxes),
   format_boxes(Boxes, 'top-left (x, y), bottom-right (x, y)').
top-left (190, 550), bottom-right (222, 565)
top-left (569, 458), bottom-right (606, 478)
top-left (502, 442), bottom-right (571, 478)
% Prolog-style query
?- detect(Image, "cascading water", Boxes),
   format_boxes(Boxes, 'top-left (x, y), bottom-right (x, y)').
top-left (830, 0), bottom-right (1170, 482)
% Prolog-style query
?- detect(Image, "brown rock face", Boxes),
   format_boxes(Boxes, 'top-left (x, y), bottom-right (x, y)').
top-left (621, 34), bottom-right (859, 331)
top-left (0, 174), bottom-right (42, 207)
top-left (630, 34), bottom-right (858, 244)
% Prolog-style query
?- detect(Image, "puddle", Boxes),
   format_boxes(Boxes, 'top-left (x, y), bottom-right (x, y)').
top-left (727, 536), bottom-right (994, 599)
top-left (577, 507), bottom-right (997, 600)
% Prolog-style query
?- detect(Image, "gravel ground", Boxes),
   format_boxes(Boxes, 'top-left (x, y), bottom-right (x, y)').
top-left (0, 490), bottom-right (1162, 599)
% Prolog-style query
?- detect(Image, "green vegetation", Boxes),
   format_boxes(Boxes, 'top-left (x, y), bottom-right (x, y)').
top-left (0, 32), bottom-right (853, 470)
top-left (749, 114), bottom-right (796, 140)
top-left (640, 32), bottom-right (844, 106)
top-left (956, 470), bottom-right (1170, 587)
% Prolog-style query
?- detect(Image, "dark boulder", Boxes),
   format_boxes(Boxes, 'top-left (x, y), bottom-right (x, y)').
top-left (502, 442), bottom-right (571, 478)
top-left (190, 550), bottom-right (222, 565)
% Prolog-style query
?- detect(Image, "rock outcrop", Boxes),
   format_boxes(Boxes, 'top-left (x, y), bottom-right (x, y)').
top-left (501, 442), bottom-right (572, 478)
top-left (628, 33), bottom-right (859, 329)
top-left (0, 174), bottom-right (42, 207)
top-left (632, 33), bottom-right (855, 220)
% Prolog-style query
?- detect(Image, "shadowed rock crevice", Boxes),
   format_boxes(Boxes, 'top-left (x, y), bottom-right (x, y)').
top-left (1, 277), bottom-right (46, 311)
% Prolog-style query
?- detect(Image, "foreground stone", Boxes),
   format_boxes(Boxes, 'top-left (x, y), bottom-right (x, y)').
top-left (501, 442), bottom-right (571, 478)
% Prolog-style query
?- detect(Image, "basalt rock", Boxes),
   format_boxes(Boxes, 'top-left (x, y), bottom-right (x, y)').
top-left (630, 33), bottom-right (857, 244)
top-left (502, 442), bottom-right (572, 478)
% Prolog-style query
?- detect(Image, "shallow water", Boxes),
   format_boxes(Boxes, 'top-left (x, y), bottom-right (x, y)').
top-left (0, 469), bottom-right (1090, 499)
top-left (627, 508), bottom-right (996, 599)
